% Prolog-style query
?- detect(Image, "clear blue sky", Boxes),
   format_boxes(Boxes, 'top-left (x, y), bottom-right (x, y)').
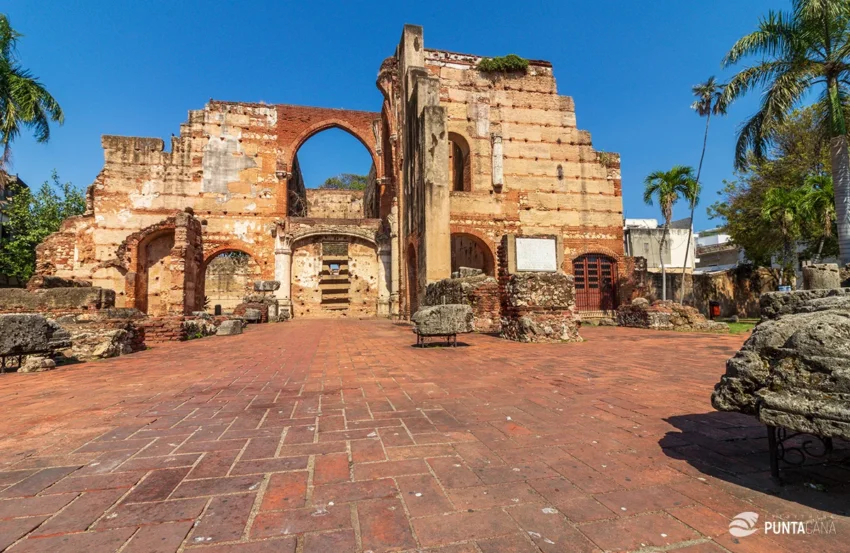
top-left (5, 0), bottom-right (777, 230)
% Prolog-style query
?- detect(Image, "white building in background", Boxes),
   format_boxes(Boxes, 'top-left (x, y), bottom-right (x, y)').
top-left (693, 227), bottom-right (745, 272)
top-left (623, 218), bottom-right (696, 271)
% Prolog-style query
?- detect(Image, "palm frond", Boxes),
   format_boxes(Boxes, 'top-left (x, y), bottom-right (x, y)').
top-left (723, 10), bottom-right (797, 67)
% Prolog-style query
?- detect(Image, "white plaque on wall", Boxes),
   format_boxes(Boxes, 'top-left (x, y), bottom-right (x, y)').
top-left (515, 237), bottom-right (557, 272)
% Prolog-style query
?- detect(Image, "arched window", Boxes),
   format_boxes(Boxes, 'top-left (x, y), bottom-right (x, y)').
top-left (451, 233), bottom-right (495, 276)
top-left (448, 132), bottom-right (471, 192)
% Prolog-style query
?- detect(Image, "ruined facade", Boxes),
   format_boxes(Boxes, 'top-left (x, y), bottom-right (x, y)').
top-left (36, 25), bottom-right (625, 320)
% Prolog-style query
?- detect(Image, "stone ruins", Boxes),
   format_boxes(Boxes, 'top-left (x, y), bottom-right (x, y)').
top-left (32, 25), bottom-right (625, 328)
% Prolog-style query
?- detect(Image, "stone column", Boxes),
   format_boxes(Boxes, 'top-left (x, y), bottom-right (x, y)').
top-left (274, 231), bottom-right (293, 318)
top-left (389, 203), bottom-right (400, 317)
top-left (377, 240), bottom-right (391, 317)
top-left (491, 133), bottom-right (504, 192)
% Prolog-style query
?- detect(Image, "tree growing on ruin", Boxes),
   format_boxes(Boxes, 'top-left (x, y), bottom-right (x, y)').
top-left (319, 173), bottom-right (368, 191)
top-left (643, 166), bottom-right (699, 301)
top-left (0, 171), bottom-right (84, 281)
top-left (721, 0), bottom-right (850, 265)
top-left (0, 14), bottom-right (64, 165)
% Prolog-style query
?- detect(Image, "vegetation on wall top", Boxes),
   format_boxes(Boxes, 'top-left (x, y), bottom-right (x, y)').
top-left (476, 54), bottom-right (529, 73)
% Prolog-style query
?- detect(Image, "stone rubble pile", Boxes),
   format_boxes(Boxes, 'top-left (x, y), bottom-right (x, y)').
top-left (616, 298), bottom-right (729, 333)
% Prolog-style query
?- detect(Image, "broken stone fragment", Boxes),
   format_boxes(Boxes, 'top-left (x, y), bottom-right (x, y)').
top-left (216, 320), bottom-right (243, 336)
top-left (243, 308), bottom-right (263, 323)
top-left (411, 305), bottom-right (474, 335)
top-left (253, 280), bottom-right (281, 292)
top-left (18, 356), bottom-right (56, 373)
top-left (0, 314), bottom-right (70, 357)
top-left (711, 288), bottom-right (850, 440)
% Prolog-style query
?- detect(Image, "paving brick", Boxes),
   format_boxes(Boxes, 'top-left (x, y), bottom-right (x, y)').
top-left (250, 504), bottom-right (351, 538)
top-left (666, 505), bottom-right (731, 538)
top-left (0, 517), bottom-right (47, 550)
top-left (230, 457), bottom-right (308, 475)
top-left (395, 474), bottom-right (454, 517)
top-left (172, 476), bottom-right (263, 498)
top-left (302, 528), bottom-right (357, 552)
top-left (356, 498), bottom-right (416, 552)
top-left (0, 493), bottom-right (77, 519)
top-left (595, 485), bottom-right (694, 516)
top-left (578, 512), bottom-right (701, 551)
top-left (7, 527), bottom-right (135, 553)
top-left (190, 493), bottom-right (255, 544)
top-left (260, 471), bottom-right (308, 511)
top-left (123, 467), bottom-right (191, 503)
top-left (0, 467), bottom-right (80, 498)
top-left (506, 503), bottom-right (598, 553)
top-left (353, 459), bottom-right (429, 481)
top-left (187, 450), bottom-right (240, 479)
top-left (313, 452), bottom-right (350, 485)
top-left (412, 509), bottom-right (517, 547)
top-left (123, 521), bottom-right (193, 553)
top-left (44, 471), bottom-right (144, 494)
top-left (98, 498), bottom-right (207, 528)
top-left (447, 481), bottom-right (538, 510)
top-left (311, 478), bottom-right (398, 505)
top-left (426, 457), bottom-right (482, 488)
top-left (32, 489), bottom-right (124, 536)
top-left (350, 438), bottom-right (386, 463)
top-left (477, 532), bottom-right (547, 553)
top-left (183, 537), bottom-right (296, 552)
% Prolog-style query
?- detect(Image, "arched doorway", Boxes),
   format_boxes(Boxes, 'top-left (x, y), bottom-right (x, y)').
top-left (573, 254), bottom-right (618, 313)
top-left (406, 246), bottom-right (419, 316)
top-left (203, 250), bottom-right (260, 314)
top-left (137, 230), bottom-right (175, 316)
top-left (448, 132), bottom-right (471, 192)
top-left (451, 233), bottom-right (494, 276)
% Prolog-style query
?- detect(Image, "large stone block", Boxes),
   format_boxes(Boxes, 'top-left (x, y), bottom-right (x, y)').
top-left (412, 305), bottom-right (474, 336)
top-left (0, 287), bottom-right (115, 312)
top-left (26, 275), bottom-right (92, 291)
top-left (759, 288), bottom-right (850, 320)
top-left (0, 314), bottom-right (71, 356)
top-left (802, 263), bottom-right (841, 290)
top-left (216, 320), bottom-right (244, 336)
top-left (712, 289), bottom-right (850, 440)
top-left (499, 272), bottom-right (582, 343)
top-left (617, 299), bottom-right (728, 333)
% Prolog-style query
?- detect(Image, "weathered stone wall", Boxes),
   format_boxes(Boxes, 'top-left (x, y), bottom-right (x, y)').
top-left (204, 253), bottom-right (255, 314)
top-left (305, 189), bottom-right (364, 219)
top-left (290, 236), bottom-right (380, 318)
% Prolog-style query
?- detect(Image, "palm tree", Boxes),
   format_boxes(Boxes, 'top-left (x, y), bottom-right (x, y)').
top-left (721, 0), bottom-right (850, 265)
top-left (643, 166), bottom-right (699, 301)
top-left (801, 174), bottom-right (836, 261)
top-left (682, 77), bottom-right (727, 297)
top-left (0, 14), bottom-right (63, 165)
top-left (761, 187), bottom-right (804, 284)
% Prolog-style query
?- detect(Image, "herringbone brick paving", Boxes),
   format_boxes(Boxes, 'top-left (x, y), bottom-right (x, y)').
top-left (0, 320), bottom-right (846, 552)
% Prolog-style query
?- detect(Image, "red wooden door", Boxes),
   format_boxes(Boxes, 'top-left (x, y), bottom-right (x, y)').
top-left (573, 254), bottom-right (618, 312)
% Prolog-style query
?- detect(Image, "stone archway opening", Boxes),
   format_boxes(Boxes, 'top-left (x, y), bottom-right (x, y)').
top-left (288, 127), bottom-right (376, 219)
top-left (451, 233), bottom-right (494, 276)
top-left (202, 250), bottom-right (261, 314)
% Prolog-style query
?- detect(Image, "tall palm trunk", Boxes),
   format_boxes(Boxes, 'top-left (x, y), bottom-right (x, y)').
top-left (830, 135), bottom-right (850, 265)
top-left (660, 224), bottom-right (669, 301)
top-left (680, 112), bottom-right (712, 303)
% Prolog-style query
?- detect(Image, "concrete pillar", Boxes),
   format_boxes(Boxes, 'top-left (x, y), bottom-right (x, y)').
top-left (390, 203), bottom-right (400, 317)
top-left (274, 232), bottom-right (293, 318)
top-left (492, 133), bottom-right (504, 192)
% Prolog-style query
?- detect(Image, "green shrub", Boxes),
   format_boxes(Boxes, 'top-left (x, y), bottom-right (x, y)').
top-left (476, 54), bottom-right (529, 73)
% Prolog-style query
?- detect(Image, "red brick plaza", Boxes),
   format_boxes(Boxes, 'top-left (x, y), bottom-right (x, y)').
top-left (0, 321), bottom-right (847, 553)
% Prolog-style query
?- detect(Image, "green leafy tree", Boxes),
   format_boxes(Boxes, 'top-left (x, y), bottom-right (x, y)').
top-left (761, 186), bottom-right (805, 284)
top-left (721, 0), bottom-right (850, 264)
top-left (0, 171), bottom-right (84, 281)
top-left (682, 77), bottom-right (726, 293)
top-left (0, 14), bottom-right (63, 164)
top-left (643, 166), bottom-right (699, 301)
top-left (800, 174), bottom-right (836, 261)
top-left (319, 173), bottom-right (369, 191)
top-left (708, 107), bottom-right (833, 267)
